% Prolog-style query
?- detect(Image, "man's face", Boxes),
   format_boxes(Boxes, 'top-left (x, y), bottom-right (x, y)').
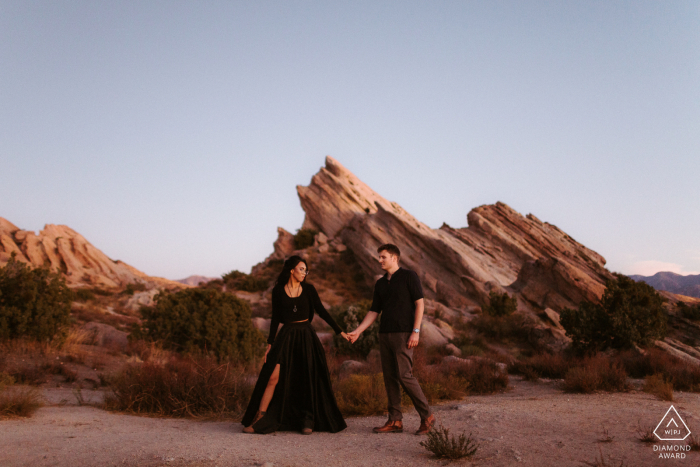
top-left (378, 251), bottom-right (398, 271)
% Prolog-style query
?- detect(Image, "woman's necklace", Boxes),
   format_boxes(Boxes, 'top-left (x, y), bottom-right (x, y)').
top-left (286, 283), bottom-right (301, 312)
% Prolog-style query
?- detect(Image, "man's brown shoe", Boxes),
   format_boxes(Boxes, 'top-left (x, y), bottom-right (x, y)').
top-left (415, 414), bottom-right (436, 435)
top-left (373, 420), bottom-right (403, 433)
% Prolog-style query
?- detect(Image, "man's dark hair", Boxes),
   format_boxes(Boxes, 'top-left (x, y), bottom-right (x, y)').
top-left (377, 244), bottom-right (401, 258)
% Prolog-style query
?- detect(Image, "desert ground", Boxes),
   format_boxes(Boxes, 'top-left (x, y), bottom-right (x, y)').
top-left (2, 377), bottom-right (698, 467)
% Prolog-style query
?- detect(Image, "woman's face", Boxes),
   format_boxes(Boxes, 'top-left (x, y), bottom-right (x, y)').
top-left (290, 262), bottom-right (308, 283)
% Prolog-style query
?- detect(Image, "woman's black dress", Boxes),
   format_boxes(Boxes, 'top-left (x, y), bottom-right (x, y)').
top-left (241, 282), bottom-right (346, 433)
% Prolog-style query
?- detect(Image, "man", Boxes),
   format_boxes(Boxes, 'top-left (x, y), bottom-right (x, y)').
top-left (347, 243), bottom-right (435, 435)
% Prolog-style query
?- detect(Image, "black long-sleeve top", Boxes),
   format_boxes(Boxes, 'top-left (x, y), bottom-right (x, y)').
top-left (267, 282), bottom-right (344, 345)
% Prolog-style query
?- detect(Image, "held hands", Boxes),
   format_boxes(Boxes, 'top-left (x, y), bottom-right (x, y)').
top-left (340, 332), bottom-right (350, 342)
top-left (346, 329), bottom-right (361, 344)
top-left (407, 332), bottom-right (419, 349)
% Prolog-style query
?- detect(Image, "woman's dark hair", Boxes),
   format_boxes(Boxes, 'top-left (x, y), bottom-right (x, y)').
top-left (274, 255), bottom-right (309, 287)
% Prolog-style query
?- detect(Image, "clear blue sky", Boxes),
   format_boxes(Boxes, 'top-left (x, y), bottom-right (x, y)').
top-left (2, 1), bottom-right (699, 280)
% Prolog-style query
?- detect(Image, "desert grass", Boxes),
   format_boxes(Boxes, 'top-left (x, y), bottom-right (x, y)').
top-left (563, 356), bottom-right (630, 394)
top-left (510, 352), bottom-right (571, 381)
top-left (642, 374), bottom-right (674, 401)
top-left (420, 425), bottom-right (479, 460)
top-left (635, 422), bottom-right (657, 443)
top-left (103, 355), bottom-right (254, 419)
top-left (616, 348), bottom-right (700, 392)
top-left (333, 373), bottom-right (387, 416)
top-left (0, 386), bottom-right (43, 418)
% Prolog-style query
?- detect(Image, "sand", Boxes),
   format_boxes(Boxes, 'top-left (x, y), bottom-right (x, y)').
top-left (1, 377), bottom-right (698, 467)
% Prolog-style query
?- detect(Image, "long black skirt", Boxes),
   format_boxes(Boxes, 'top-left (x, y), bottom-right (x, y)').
top-left (241, 321), bottom-right (346, 434)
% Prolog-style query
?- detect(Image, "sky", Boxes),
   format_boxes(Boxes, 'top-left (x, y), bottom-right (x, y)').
top-left (1, 1), bottom-right (699, 280)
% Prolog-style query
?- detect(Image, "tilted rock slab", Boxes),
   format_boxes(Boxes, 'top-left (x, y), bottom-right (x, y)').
top-left (0, 217), bottom-right (182, 290)
top-left (297, 156), bottom-right (613, 315)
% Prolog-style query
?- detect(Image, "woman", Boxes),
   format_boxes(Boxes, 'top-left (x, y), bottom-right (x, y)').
top-left (241, 255), bottom-right (349, 434)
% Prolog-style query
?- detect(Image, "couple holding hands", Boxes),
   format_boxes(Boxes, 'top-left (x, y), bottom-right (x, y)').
top-left (241, 243), bottom-right (435, 435)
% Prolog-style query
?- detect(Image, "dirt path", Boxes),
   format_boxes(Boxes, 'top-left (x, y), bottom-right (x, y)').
top-left (1, 378), bottom-right (698, 466)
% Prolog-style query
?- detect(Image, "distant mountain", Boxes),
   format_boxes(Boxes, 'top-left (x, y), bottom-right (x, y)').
top-left (0, 217), bottom-right (183, 290)
top-left (176, 275), bottom-right (218, 286)
top-left (629, 272), bottom-right (700, 299)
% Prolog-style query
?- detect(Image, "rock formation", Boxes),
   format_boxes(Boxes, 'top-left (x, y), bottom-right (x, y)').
top-left (297, 157), bottom-right (613, 319)
top-left (0, 218), bottom-right (182, 290)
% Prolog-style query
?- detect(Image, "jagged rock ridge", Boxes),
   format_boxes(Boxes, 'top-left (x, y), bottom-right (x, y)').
top-left (297, 157), bottom-right (613, 319)
top-left (0, 218), bottom-right (182, 289)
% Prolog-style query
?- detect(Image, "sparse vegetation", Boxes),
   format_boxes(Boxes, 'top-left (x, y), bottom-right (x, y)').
top-left (222, 270), bottom-right (269, 292)
top-left (294, 228), bottom-right (318, 250)
top-left (104, 355), bottom-right (253, 419)
top-left (643, 374), bottom-right (673, 401)
top-left (420, 425), bottom-right (479, 460)
top-left (597, 425), bottom-right (615, 443)
top-left (332, 300), bottom-right (377, 357)
top-left (560, 274), bottom-right (667, 352)
top-left (0, 254), bottom-right (72, 343)
top-left (687, 432), bottom-right (700, 451)
top-left (615, 348), bottom-right (700, 392)
top-left (677, 301), bottom-right (700, 321)
top-left (483, 291), bottom-right (517, 317)
top-left (0, 387), bottom-right (43, 418)
top-left (510, 352), bottom-right (570, 380)
top-left (636, 422), bottom-right (657, 443)
top-left (123, 282), bottom-right (147, 296)
top-left (333, 373), bottom-right (387, 416)
top-left (133, 288), bottom-right (265, 361)
top-left (563, 356), bottom-right (630, 394)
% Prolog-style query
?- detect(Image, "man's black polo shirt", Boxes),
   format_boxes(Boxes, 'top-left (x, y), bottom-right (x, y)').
top-left (370, 267), bottom-right (424, 333)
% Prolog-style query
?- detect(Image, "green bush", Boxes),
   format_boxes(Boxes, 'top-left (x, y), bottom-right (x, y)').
top-left (560, 274), bottom-right (667, 352)
top-left (332, 300), bottom-right (377, 357)
top-left (0, 254), bottom-right (72, 342)
top-left (134, 288), bottom-right (265, 361)
top-left (677, 301), bottom-right (700, 321)
top-left (123, 282), bottom-right (147, 296)
top-left (482, 291), bottom-right (517, 317)
top-left (294, 228), bottom-right (318, 250)
top-left (222, 270), bottom-right (269, 292)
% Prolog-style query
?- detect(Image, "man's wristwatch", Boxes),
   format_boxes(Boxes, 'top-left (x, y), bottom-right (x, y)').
top-left (412, 328), bottom-right (420, 334)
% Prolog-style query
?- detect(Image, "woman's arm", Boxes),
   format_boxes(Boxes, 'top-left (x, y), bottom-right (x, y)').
top-left (267, 288), bottom-right (281, 345)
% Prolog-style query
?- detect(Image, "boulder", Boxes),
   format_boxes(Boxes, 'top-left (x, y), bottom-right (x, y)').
top-left (419, 320), bottom-right (449, 348)
top-left (83, 322), bottom-right (128, 352)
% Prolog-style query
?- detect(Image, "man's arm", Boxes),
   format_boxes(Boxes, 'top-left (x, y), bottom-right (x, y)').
top-left (407, 298), bottom-right (424, 349)
top-left (347, 311), bottom-right (379, 344)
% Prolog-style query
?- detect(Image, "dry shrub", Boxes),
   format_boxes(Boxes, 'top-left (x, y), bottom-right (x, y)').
top-left (103, 356), bottom-right (253, 419)
top-left (333, 374), bottom-right (387, 416)
top-left (510, 352), bottom-right (571, 380)
top-left (616, 349), bottom-right (700, 392)
top-left (636, 422), bottom-right (657, 443)
top-left (643, 374), bottom-right (673, 401)
top-left (563, 356), bottom-right (630, 394)
top-left (40, 361), bottom-right (78, 383)
top-left (0, 371), bottom-right (14, 390)
top-left (582, 448), bottom-right (628, 467)
top-left (420, 424), bottom-right (479, 460)
top-left (7, 365), bottom-right (45, 386)
top-left (125, 339), bottom-right (172, 364)
top-left (0, 387), bottom-right (43, 417)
